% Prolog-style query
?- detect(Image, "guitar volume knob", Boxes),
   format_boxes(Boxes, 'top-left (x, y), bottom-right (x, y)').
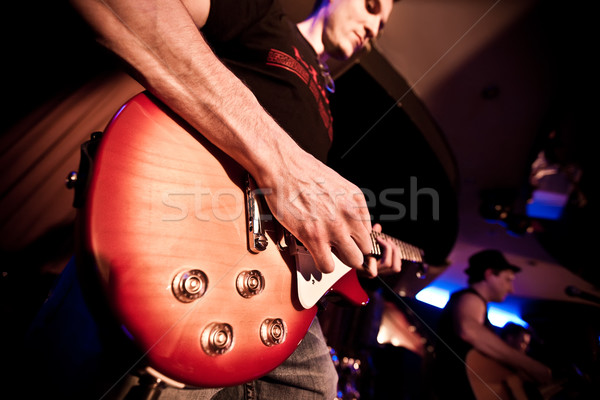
top-left (236, 270), bottom-right (265, 298)
top-left (201, 322), bottom-right (234, 356)
top-left (172, 269), bottom-right (208, 302)
top-left (260, 318), bottom-right (287, 346)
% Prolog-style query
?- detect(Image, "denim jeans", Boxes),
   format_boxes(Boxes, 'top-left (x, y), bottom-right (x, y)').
top-left (155, 318), bottom-right (337, 399)
top-left (21, 257), bottom-right (338, 399)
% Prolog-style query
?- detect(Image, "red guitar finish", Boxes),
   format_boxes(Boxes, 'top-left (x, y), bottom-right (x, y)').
top-left (82, 92), bottom-right (368, 387)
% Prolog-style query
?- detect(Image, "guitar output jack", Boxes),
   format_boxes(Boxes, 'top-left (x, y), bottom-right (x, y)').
top-left (236, 270), bottom-right (265, 298)
top-left (201, 322), bottom-right (234, 356)
top-left (260, 318), bottom-right (287, 347)
top-left (172, 269), bottom-right (208, 303)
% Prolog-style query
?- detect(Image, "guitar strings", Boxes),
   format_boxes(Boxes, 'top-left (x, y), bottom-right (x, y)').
top-left (369, 231), bottom-right (423, 263)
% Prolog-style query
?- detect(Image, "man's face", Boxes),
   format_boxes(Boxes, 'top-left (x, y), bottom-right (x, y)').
top-left (486, 269), bottom-right (516, 302)
top-left (322, 0), bottom-right (394, 60)
top-left (511, 332), bottom-right (531, 353)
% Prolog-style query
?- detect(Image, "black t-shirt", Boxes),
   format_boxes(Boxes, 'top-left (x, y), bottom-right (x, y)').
top-left (201, 0), bottom-right (333, 162)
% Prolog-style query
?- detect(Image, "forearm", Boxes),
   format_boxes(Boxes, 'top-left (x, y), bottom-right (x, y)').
top-left (468, 327), bottom-right (524, 366)
top-left (69, 0), bottom-right (297, 185)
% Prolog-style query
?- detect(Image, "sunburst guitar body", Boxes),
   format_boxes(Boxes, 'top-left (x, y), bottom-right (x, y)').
top-left (79, 92), bottom-right (423, 387)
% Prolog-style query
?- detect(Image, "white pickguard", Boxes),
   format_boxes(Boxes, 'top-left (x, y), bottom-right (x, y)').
top-left (286, 231), bottom-right (424, 309)
top-left (292, 243), bottom-right (352, 309)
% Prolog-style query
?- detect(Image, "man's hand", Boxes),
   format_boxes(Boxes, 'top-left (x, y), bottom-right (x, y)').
top-left (521, 358), bottom-right (553, 386)
top-left (255, 150), bottom-right (374, 275)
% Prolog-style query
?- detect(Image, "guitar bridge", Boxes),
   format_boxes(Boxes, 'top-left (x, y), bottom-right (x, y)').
top-left (245, 174), bottom-right (268, 253)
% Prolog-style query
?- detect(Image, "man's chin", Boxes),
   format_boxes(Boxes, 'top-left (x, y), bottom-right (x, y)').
top-left (327, 44), bottom-right (355, 61)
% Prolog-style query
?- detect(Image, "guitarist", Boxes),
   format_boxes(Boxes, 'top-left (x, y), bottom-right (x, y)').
top-left (22, 0), bottom-right (405, 399)
top-left (430, 249), bottom-right (552, 399)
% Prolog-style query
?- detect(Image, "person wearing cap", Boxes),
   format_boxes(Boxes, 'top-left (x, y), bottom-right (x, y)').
top-left (429, 249), bottom-right (552, 399)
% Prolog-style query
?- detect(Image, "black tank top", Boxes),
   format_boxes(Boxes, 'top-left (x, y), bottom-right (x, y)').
top-left (433, 288), bottom-right (493, 399)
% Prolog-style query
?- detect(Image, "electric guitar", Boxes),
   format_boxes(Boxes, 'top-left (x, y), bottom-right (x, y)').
top-left (79, 92), bottom-right (424, 387)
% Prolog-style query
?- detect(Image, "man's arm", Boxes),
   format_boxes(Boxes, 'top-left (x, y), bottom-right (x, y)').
top-left (68, 0), bottom-right (377, 274)
top-left (454, 293), bottom-right (552, 384)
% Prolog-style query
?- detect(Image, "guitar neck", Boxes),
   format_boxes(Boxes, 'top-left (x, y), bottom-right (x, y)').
top-left (369, 231), bottom-right (424, 263)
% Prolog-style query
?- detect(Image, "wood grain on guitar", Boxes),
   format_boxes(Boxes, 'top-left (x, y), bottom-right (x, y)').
top-left (81, 92), bottom-right (424, 387)
top-left (466, 349), bottom-right (529, 400)
top-left (466, 349), bottom-right (563, 400)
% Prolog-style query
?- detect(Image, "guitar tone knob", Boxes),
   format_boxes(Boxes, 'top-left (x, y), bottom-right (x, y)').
top-left (201, 322), bottom-right (234, 356)
top-left (236, 270), bottom-right (265, 298)
top-left (172, 269), bottom-right (208, 303)
top-left (260, 318), bottom-right (287, 347)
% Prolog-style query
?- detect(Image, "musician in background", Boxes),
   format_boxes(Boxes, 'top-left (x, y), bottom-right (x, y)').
top-left (502, 322), bottom-right (555, 399)
top-left (17, 0), bottom-right (404, 399)
top-left (431, 249), bottom-right (552, 400)
top-left (501, 322), bottom-right (533, 354)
